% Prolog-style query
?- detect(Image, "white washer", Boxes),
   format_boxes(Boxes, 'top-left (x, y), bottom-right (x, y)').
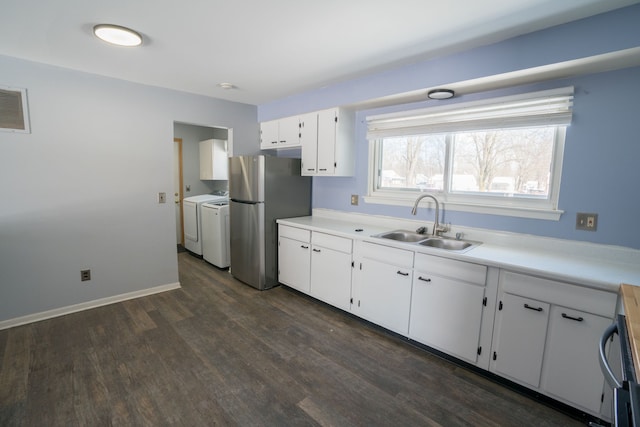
top-left (183, 192), bottom-right (228, 256)
top-left (202, 202), bottom-right (230, 268)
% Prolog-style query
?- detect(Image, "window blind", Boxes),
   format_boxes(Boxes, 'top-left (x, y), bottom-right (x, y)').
top-left (366, 87), bottom-right (573, 139)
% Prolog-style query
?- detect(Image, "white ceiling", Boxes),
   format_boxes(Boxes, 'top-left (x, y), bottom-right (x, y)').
top-left (1, 0), bottom-right (637, 106)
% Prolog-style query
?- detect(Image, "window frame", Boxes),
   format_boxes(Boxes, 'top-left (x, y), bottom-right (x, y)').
top-left (364, 90), bottom-right (570, 221)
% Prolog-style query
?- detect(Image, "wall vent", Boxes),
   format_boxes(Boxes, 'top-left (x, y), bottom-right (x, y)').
top-left (0, 86), bottom-right (30, 133)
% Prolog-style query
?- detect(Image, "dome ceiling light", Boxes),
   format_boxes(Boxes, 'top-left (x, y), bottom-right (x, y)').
top-left (217, 82), bottom-right (236, 90)
top-left (93, 24), bottom-right (143, 47)
top-left (427, 89), bottom-right (455, 100)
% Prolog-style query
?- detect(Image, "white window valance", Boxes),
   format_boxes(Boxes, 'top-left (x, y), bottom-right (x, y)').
top-left (366, 86), bottom-right (574, 139)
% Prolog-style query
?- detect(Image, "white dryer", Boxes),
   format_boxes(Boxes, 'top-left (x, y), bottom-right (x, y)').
top-left (202, 202), bottom-right (230, 268)
top-left (183, 192), bottom-right (228, 256)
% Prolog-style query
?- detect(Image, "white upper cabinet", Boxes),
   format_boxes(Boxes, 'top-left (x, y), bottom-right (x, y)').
top-left (260, 116), bottom-right (301, 149)
top-left (302, 107), bottom-right (355, 177)
top-left (260, 107), bottom-right (355, 177)
top-left (298, 112), bottom-right (318, 171)
top-left (199, 139), bottom-right (228, 180)
top-left (259, 119), bottom-right (279, 149)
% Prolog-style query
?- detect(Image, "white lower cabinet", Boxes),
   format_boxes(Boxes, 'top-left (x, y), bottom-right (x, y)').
top-left (490, 293), bottom-right (550, 388)
top-left (277, 225), bottom-right (311, 293)
top-left (277, 221), bottom-right (620, 420)
top-left (490, 270), bottom-right (618, 419)
top-left (352, 242), bottom-right (413, 335)
top-left (309, 233), bottom-right (353, 311)
top-left (409, 254), bottom-right (487, 364)
top-left (541, 306), bottom-right (612, 415)
top-left (278, 226), bottom-right (353, 309)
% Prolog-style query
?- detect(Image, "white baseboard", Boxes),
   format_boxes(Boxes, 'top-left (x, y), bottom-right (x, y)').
top-left (0, 282), bottom-right (181, 331)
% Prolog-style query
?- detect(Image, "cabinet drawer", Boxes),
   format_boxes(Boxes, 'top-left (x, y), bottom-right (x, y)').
top-left (312, 232), bottom-right (352, 253)
top-left (361, 242), bottom-right (413, 268)
top-left (500, 271), bottom-right (616, 317)
top-left (415, 253), bottom-right (486, 286)
top-left (279, 225), bottom-right (310, 242)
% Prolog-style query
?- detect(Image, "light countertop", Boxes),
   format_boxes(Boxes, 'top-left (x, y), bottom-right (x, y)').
top-left (277, 215), bottom-right (640, 294)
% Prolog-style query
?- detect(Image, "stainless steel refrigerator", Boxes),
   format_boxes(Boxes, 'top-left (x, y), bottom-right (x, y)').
top-left (229, 155), bottom-right (311, 290)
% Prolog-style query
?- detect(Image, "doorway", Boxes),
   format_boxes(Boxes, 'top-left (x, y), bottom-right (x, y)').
top-left (173, 122), bottom-right (232, 253)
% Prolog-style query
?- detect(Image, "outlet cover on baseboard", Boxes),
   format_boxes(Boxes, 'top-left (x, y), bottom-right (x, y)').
top-left (81, 269), bottom-right (91, 281)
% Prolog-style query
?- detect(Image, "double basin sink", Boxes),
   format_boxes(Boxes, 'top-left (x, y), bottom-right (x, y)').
top-left (372, 230), bottom-right (480, 252)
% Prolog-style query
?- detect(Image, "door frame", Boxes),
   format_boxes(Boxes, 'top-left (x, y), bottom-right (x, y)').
top-left (174, 137), bottom-right (185, 246)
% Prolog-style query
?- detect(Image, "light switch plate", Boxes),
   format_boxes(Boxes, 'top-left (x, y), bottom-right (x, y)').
top-left (158, 192), bottom-right (166, 203)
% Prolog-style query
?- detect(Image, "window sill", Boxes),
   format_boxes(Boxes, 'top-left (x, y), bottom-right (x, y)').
top-left (363, 193), bottom-right (563, 221)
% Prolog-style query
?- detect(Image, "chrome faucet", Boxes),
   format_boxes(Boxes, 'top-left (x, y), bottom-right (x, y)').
top-left (411, 193), bottom-right (447, 236)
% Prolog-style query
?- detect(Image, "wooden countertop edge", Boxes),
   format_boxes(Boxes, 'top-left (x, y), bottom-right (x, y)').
top-left (621, 283), bottom-right (640, 377)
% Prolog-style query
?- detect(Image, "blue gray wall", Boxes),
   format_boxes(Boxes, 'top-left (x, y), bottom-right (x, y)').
top-left (0, 55), bottom-right (258, 323)
top-left (258, 5), bottom-right (640, 249)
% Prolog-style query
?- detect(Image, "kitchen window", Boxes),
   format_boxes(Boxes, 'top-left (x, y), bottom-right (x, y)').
top-left (365, 87), bottom-right (573, 220)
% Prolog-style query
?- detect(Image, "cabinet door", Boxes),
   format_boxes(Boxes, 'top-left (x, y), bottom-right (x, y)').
top-left (310, 246), bottom-right (352, 311)
top-left (491, 293), bottom-right (550, 388)
top-left (209, 139), bottom-right (228, 180)
top-left (260, 120), bottom-right (279, 149)
top-left (541, 306), bottom-right (611, 414)
top-left (354, 258), bottom-right (412, 335)
top-left (278, 116), bottom-right (300, 147)
top-left (300, 112), bottom-right (318, 175)
top-left (409, 274), bottom-right (485, 363)
top-left (278, 237), bottom-right (311, 293)
top-left (316, 108), bottom-right (337, 175)
top-left (199, 140), bottom-right (212, 180)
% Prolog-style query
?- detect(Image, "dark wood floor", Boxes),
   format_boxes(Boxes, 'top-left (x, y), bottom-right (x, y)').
top-left (0, 252), bottom-right (588, 426)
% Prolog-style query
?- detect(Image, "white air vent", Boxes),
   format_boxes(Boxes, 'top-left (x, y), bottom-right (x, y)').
top-left (0, 86), bottom-right (30, 133)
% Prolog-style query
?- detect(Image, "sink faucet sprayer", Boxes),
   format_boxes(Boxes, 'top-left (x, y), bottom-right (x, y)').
top-left (411, 193), bottom-right (448, 236)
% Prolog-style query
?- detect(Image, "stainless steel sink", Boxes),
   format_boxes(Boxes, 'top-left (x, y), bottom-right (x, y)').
top-left (418, 238), bottom-right (474, 251)
top-left (372, 230), bottom-right (480, 252)
top-left (373, 230), bottom-right (429, 243)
